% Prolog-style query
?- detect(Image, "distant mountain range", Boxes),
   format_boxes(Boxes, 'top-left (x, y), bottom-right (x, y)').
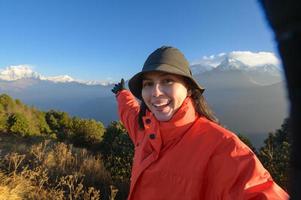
top-left (0, 65), bottom-right (112, 85)
top-left (0, 51), bottom-right (288, 147)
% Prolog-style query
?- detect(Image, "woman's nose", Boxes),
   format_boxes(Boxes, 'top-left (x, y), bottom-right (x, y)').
top-left (152, 83), bottom-right (163, 97)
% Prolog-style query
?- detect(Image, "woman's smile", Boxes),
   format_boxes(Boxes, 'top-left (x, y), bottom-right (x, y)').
top-left (151, 99), bottom-right (172, 116)
top-left (152, 99), bottom-right (171, 108)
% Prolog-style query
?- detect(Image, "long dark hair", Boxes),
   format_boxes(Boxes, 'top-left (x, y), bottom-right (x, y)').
top-left (137, 79), bottom-right (218, 129)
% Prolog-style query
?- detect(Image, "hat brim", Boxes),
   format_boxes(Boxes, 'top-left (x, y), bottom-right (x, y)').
top-left (128, 63), bottom-right (205, 100)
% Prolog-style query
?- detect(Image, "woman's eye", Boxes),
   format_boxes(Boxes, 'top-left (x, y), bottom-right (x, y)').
top-left (162, 79), bottom-right (173, 84)
top-left (142, 81), bottom-right (153, 88)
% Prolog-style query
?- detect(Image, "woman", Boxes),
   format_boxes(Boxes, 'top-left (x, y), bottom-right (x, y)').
top-left (112, 46), bottom-right (289, 200)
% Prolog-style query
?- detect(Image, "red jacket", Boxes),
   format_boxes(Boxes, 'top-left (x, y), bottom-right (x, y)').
top-left (117, 90), bottom-right (289, 200)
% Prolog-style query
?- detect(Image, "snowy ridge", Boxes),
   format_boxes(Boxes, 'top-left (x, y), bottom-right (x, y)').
top-left (215, 57), bottom-right (249, 71)
top-left (191, 51), bottom-right (281, 75)
top-left (0, 65), bottom-right (111, 85)
top-left (40, 75), bottom-right (75, 83)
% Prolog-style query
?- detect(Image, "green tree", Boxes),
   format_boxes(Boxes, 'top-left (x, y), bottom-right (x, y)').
top-left (100, 121), bottom-right (134, 200)
top-left (8, 113), bottom-right (31, 136)
top-left (35, 111), bottom-right (52, 135)
top-left (100, 121), bottom-right (134, 181)
top-left (0, 94), bottom-right (15, 112)
top-left (258, 118), bottom-right (290, 190)
top-left (45, 110), bottom-right (72, 140)
top-left (71, 117), bottom-right (105, 146)
top-left (0, 104), bottom-right (7, 132)
top-left (15, 99), bottom-right (22, 106)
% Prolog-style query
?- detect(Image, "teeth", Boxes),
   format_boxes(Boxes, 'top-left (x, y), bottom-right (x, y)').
top-left (152, 101), bottom-right (170, 107)
top-left (153, 103), bottom-right (167, 107)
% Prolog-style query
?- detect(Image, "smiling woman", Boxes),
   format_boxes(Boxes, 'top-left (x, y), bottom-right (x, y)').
top-left (112, 46), bottom-right (289, 200)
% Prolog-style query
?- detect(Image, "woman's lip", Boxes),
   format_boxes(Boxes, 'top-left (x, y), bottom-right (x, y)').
top-left (152, 100), bottom-right (171, 108)
top-left (152, 100), bottom-right (171, 109)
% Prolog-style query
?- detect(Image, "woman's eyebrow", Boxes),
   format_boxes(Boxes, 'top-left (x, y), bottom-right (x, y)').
top-left (143, 72), bottom-right (171, 80)
top-left (158, 72), bottom-right (170, 77)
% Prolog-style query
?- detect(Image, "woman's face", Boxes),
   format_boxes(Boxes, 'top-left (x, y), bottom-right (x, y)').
top-left (141, 72), bottom-right (189, 121)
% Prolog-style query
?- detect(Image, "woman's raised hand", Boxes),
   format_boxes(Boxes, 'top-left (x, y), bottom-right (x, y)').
top-left (111, 78), bottom-right (125, 94)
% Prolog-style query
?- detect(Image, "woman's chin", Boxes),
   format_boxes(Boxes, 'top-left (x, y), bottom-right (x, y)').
top-left (153, 111), bottom-right (173, 122)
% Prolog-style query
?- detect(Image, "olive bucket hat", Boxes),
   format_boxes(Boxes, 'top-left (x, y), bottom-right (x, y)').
top-left (129, 46), bottom-right (205, 100)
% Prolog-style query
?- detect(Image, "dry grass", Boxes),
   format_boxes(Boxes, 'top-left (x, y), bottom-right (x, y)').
top-left (0, 133), bottom-right (116, 200)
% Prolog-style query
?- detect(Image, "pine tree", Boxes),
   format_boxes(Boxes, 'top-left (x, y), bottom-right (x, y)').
top-left (258, 118), bottom-right (291, 190)
top-left (8, 113), bottom-right (31, 136)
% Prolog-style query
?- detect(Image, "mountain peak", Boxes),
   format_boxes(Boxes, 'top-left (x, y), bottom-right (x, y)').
top-left (191, 51), bottom-right (281, 75)
top-left (40, 75), bottom-right (74, 83)
top-left (215, 57), bottom-right (249, 71)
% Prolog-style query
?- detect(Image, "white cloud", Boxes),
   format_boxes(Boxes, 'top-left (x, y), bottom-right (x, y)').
top-left (228, 51), bottom-right (280, 67)
top-left (191, 51), bottom-right (280, 67)
top-left (0, 65), bottom-right (40, 81)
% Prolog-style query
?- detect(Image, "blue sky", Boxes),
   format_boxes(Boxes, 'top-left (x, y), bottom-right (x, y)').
top-left (0, 0), bottom-right (276, 82)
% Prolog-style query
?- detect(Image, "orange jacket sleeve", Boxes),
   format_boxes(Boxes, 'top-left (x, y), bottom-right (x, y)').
top-left (204, 134), bottom-right (289, 200)
top-left (116, 90), bottom-right (140, 144)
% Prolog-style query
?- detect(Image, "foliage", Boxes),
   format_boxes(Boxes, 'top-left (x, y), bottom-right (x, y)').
top-left (258, 118), bottom-right (291, 190)
top-left (100, 121), bottom-right (133, 181)
top-left (8, 113), bottom-right (31, 136)
top-left (0, 109), bottom-right (7, 132)
top-left (35, 111), bottom-right (52, 135)
top-left (0, 94), bottom-right (107, 147)
top-left (0, 135), bottom-right (114, 200)
top-left (71, 117), bottom-right (105, 147)
top-left (45, 110), bottom-right (72, 140)
top-left (0, 94), bottom-right (54, 137)
top-left (100, 121), bottom-right (134, 200)
top-left (0, 94), bottom-right (15, 112)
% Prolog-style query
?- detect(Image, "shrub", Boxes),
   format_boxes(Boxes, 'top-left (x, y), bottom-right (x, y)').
top-left (0, 94), bottom-right (15, 112)
top-left (100, 121), bottom-right (134, 200)
top-left (0, 104), bottom-right (6, 130)
top-left (71, 118), bottom-right (105, 147)
top-left (0, 137), bottom-right (114, 199)
top-left (45, 110), bottom-right (72, 140)
top-left (8, 113), bottom-right (31, 136)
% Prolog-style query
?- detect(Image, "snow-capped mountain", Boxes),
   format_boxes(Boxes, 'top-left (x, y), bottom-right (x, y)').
top-left (214, 57), bottom-right (249, 71)
top-left (0, 65), bottom-right (110, 85)
top-left (190, 51), bottom-right (282, 86)
top-left (191, 51), bottom-right (281, 76)
top-left (40, 75), bottom-right (74, 83)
